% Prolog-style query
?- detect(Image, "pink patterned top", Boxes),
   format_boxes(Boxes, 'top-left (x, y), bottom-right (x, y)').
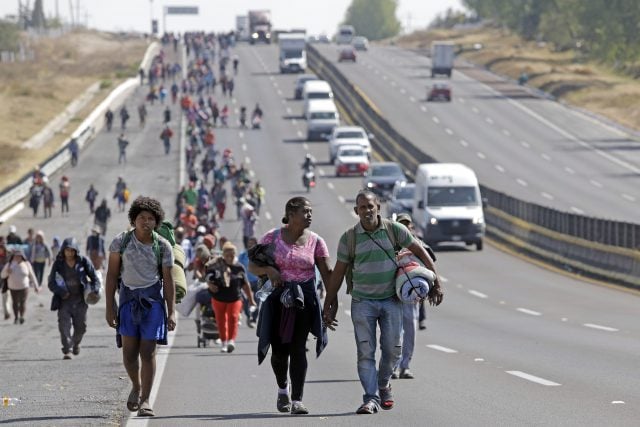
top-left (260, 228), bottom-right (329, 283)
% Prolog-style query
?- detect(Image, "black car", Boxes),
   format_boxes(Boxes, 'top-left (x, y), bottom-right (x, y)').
top-left (362, 162), bottom-right (407, 200)
top-left (386, 182), bottom-right (415, 217)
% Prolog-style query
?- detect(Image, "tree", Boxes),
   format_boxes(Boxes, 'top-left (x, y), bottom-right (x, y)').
top-left (0, 20), bottom-right (21, 51)
top-left (31, 0), bottom-right (46, 29)
top-left (342, 0), bottom-right (401, 40)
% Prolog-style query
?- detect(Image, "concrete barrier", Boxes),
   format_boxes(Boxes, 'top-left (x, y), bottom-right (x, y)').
top-left (307, 44), bottom-right (640, 291)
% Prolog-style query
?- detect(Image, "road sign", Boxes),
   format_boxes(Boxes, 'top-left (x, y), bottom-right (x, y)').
top-left (166, 6), bottom-right (199, 15)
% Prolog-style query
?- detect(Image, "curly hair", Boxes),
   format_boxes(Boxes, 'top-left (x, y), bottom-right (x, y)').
top-left (355, 189), bottom-right (379, 205)
top-left (281, 196), bottom-right (310, 224)
top-left (128, 196), bottom-right (165, 227)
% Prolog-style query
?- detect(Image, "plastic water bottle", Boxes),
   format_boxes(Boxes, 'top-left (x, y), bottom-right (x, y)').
top-left (2, 397), bottom-right (20, 407)
top-left (254, 280), bottom-right (274, 303)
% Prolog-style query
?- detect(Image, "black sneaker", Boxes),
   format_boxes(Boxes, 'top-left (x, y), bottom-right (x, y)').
top-left (72, 345), bottom-right (80, 356)
top-left (391, 369), bottom-right (399, 379)
top-left (277, 394), bottom-right (291, 413)
top-left (291, 401), bottom-right (309, 415)
top-left (399, 369), bottom-right (414, 379)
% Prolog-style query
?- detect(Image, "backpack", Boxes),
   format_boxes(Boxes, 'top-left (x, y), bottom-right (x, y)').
top-left (344, 218), bottom-right (399, 294)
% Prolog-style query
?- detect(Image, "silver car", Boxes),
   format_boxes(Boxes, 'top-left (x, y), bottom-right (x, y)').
top-left (386, 182), bottom-right (415, 217)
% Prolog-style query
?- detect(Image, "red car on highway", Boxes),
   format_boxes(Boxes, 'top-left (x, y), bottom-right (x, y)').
top-left (427, 82), bottom-right (452, 102)
top-left (338, 46), bottom-right (357, 62)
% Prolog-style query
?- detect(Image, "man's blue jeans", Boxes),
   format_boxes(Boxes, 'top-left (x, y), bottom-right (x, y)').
top-left (351, 296), bottom-right (403, 404)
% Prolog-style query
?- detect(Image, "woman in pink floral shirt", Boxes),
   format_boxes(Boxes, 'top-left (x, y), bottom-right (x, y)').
top-left (250, 197), bottom-right (332, 416)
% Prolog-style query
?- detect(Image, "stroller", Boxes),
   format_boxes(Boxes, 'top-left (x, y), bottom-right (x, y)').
top-left (194, 288), bottom-right (220, 347)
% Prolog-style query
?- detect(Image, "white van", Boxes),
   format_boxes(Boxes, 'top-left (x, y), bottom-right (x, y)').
top-left (336, 25), bottom-right (355, 45)
top-left (302, 80), bottom-right (333, 117)
top-left (306, 99), bottom-right (339, 140)
top-left (412, 163), bottom-right (485, 250)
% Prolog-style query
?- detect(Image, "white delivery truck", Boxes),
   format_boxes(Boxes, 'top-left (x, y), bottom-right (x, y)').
top-left (236, 16), bottom-right (249, 42)
top-left (412, 163), bottom-right (485, 250)
top-left (279, 33), bottom-right (307, 73)
top-left (431, 41), bottom-right (455, 78)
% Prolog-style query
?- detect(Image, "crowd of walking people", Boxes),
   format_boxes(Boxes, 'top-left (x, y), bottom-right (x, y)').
top-left (1, 30), bottom-right (444, 419)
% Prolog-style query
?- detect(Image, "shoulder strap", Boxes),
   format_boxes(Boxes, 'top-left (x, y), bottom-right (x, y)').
top-left (345, 225), bottom-right (357, 294)
top-left (119, 230), bottom-right (134, 255)
top-left (381, 218), bottom-right (399, 251)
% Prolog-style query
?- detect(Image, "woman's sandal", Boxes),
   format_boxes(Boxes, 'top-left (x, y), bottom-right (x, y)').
top-left (137, 401), bottom-right (155, 417)
top-left (126, 389), bottom-right (140, 412)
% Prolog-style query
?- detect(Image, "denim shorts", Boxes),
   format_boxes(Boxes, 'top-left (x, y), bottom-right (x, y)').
top-left (118, 300), bottom-right (166, 341)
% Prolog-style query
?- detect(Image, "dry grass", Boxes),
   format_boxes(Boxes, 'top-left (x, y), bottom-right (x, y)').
top-left (0, 29), bottom-right (148, 189)
top-left (396, 26), bottom-right (640, 132)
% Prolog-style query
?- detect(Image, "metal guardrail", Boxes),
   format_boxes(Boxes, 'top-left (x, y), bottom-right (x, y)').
top-left (308, 44), bottom-right (640, 289)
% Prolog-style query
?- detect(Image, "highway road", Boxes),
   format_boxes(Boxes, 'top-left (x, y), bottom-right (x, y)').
top-left (312, 44), bottom-right (640, 223)
top-left (1, 41), bottom-right (639, 426)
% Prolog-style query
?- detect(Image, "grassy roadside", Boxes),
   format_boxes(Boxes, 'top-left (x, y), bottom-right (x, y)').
top-left (395, 25), bottom-right (640, 133)
top-left (0, 29), bottom-right (149, 190)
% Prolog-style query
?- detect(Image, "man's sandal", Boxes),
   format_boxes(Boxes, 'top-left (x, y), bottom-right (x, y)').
top-left (137, 401), bottom-right (155, 417)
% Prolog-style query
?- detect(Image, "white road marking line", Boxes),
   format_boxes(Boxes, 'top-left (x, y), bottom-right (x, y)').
top-left (516, 307), bottom-right (541, 316)
top-left (541, 153), bottom-right (551, 161)
top-left (270, 76), bottom-right (274, 81)
top-left (277, 89), bottom-right (283, 96)
top-left (374, 69), bottom-right (379, 74)
top-left (273, 81), bottom-right (279, 88)
top-left (327, 182), bottom-right (335, 190)
top-left (432, 116), bottom-right (440, 124)
top-left (409, 96), bottom-right (416, 102)
top-left (621, 193), bottom-right (636, 202)
top-left (249, 170), bottom-right (255, 178)
top-left (571, 206), bottom-right (585, 214)
top-left (561, 317), bottom-right (568, 322)
top-left (611, 401), bottom-right (625, 405)
top-left (455, 284), bottom-right (463, 288)
top-left (338, 195), bottom-right (345, 203)
top-left (297, 130), bottom-right (303, 138)
top-left (302, 143), bottom-right (309, 150)
top-left (420, 105), bottom-right (428, 112)
top-left (292, 118), bottom-right (297, 125)
top-left (468, 290), bottom-right (488, 299)
top-left (241, 144), bottom-right (247, 151)
top-left (502, 129), bottom-right (511, 136)
top-left (440, 276), bottom-right (448, 282)
top-left (520, 141), bottom-right (530, 148)
top-left (477, 152), bottom-right (486, 159)
top-left (427, 345), bottom-right (458, 354)
top-left (506, 371), bottom-right (561, 386)
top-left (516, 178), bottom-right (528, 187)
top-left (460, 139), bottom-right (469, 147)
top-left (318, 169), bottom-right (325, 177)
top-left (245, 157), bottom-right (251, 164)
top-left (564, 166), bottom-right (575, 174)
top-left (445, 128), bottom-right (453, 135)
top-left (472, 106), bottom-right (479, 114)
top-left (239, 131), bottom-right (244, 139)
top-left (382, 75), bottom-right (388, 80)
top-left (486, 117), bottom-right (494, 124)
top-left (265, 212), bottom-right (272, 220)
top-left (590, 180), bottom-right (603, 188)
top-left (390, 81), bottom-right (397, 87)
top-left (400, 88), bottom-right (406, 94)
top-left (495, 164), bottom-right (505, 173)
top-left (583, 323), bottom-right (619, 332)
top-left (458, 98), bottom-right (465, 104)
top-left (474, 358), bottom-right (484, 362)
top-left (234, 108), bottom-right (239, 114)
top-left (541, 192), bottom-right (554, 200)
top-left (286, 107), bottom-right (292, 114)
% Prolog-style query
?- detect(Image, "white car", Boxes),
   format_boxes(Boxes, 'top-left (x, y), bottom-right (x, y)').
top-left (335, 145), bottom-right (370, 177)
top-left (328, 126), bottom-right (372, 164)
top-left (352, 36), bottom-right (369, 51)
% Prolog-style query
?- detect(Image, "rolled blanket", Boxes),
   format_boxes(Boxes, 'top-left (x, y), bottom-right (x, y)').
top-left (172, 244), bottom-right (187, 303)
top-left (395, 265), bottom-right (435, 303)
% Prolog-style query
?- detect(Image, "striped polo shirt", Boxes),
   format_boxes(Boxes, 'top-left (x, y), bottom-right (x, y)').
top-left (337, 217), bottom-right (414, 299)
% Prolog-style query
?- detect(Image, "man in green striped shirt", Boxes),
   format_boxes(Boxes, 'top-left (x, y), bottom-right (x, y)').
top-left (323, 190), bottom-right (443, 415)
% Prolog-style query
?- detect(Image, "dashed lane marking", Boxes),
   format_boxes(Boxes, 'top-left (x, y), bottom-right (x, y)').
top-left (516, 307), bottom-right (541, 316)
top-left (541, 192), bottom-right (554, 200)
top-left (302, 143), bottom-right (309, 150)
top-left (445, 128), bottom-right (453, 135)
top-left (265, 212), bottom-right (272, 220)
top-left (583, 323), bottom-right (619, 332)
top-left (495, 165), bottom-right (505, 173)
top-left (541, 153), bottom-right (551, 161)
top-left (621, 193), bottom-right (636, 202)
top-left (477, 152), bottom-right (486, 159)
top-left (427, 345), bottom-right (458, 354)
top-left (520, 141), bottom-right (530, 148)
top-left (460, 140), bottom-right (469, 147)
top-left (564, 167), bottom-right (575, 174)
top-left (506, 371), bottom-right (561, 386)
top-left (327, 182), bottom-right (335, 190)
top-left (516, 178), bottom-right (528, 187)
top-left (571, 206), bottom-right (585, 214)
top-left (468, 290), bottom-right (488, 299)
top-left (245, 157), bottom-right (251, 164)
top-left (432, 116), bottom-right (440, 124)
top-left (338, 195), bottom-right (345, 203)
top-left (590, 180), bottom-right (603, 188)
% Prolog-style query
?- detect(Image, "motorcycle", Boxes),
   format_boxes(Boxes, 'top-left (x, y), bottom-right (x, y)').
top-left (251, 114), bottom-right (262, 129)
top-left (302, 169), bottom-right (316, 192)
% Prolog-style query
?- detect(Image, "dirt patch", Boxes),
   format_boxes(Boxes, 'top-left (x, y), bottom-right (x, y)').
top-left (395, 26), bottom-right (640, 133)
top-left (0, 29), bottom-right (148, 190)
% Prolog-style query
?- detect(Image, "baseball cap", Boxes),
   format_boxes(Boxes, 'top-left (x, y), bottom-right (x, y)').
top-left (396, 213), bottom-right (412, 224)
